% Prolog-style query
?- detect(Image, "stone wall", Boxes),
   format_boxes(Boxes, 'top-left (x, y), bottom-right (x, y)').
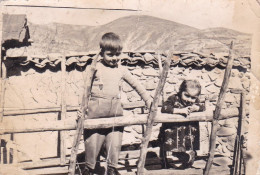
top-left (3, 61), bottom-right (250, 161)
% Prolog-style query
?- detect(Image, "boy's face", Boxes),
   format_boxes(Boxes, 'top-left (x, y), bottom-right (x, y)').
top-left (103, 50), bottom-right (121, 67)
top-left (181, 88), bottom-right (199, 106)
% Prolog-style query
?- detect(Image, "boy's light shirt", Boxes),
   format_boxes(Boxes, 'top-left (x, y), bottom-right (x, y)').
top-left (81, 56), bottom-right (150, 105)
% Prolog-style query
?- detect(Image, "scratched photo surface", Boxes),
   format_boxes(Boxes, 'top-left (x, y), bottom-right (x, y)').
top-left (0, 0), bottom-right (259, 175)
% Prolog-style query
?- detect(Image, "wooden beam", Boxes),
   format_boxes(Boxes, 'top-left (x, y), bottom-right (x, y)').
top-left (1, 101), bottom-right (145, 116)
top-left (60, 55), bottom-right (67, 164)
top-left (137, 56), bottom-right (171, 175)
top-left (17, 150), bottom-right (139, 169)
top-left (18, 150), bottom-right (140, 169)
top-left (0, 60), bottom-right (6, 122)
top-left (25, 166), bottom-right (69, 175)
top-left (19, 157), bottom-right (69, 169)
top-left (0, 108), bottom-right (239, 134)
top-left (145, 169), bottom-right (203, 175)
top-left (204, 42), bottom-right (235, 175)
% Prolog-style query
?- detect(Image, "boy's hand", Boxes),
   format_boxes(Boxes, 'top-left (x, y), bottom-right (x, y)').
top-left (182, 107), bottom-right (191, 116)
top-left (77, 109), bottom-right (83, 120)
top-left (175, 107), bottom-right (190, 116)
top-left (145, 98), bottom-right (153, 109)
top-left (189, 104), bottom-right (200, 112)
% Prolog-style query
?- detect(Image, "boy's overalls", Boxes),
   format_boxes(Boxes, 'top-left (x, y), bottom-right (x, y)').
top-left (84, 60), bottom-right (150, 170)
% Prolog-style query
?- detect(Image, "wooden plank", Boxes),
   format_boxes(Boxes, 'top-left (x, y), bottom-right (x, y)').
top-left (2, 106), bottom-right (78, 116)
top-left (25, 166), bottom-right (69, 175)
top-left (0, 60), bottom-right (6, 122)
top-left (60, 55), bottom-right (67, 164)
top-left (0, 12), bottom-right (5, 123)
top-left (3, 146), bottom-right (7, 164)
top-left (0, 147), bottom-right (2, 164)
top-left (145, 169), bottom-right (203, 175)
top-left (137, 56), bottom-right (171, 175)
top-left (0, 108), bottom-right (239, 134)
top-left (139, 167), bottom-right (229, 175)
top-left (18, 150), bottom-right (139, 169)
top-left (20, 157), bottom-right (69, 169)
top-left (19, 150), bottom-right (140, 169)
top-left (0, 17), bottom-right (2, 79)
top-left (204, 42), bottom-right (235, 175)
top-left (1, 101), bottom-right (145, 116)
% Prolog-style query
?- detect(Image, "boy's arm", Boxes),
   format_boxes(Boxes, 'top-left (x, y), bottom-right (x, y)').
top-left (194, 99), bottom-right (206, 112)
top-left (122, 69), bottom-right (151, 107)
top-left (161, 95), bottom-right (175, 114)
top-left (197, 103), bottom-right (205, 111)
top-left (161, 95), bottom-right (190, 116)
top-left (189, 102), bottom-right (205, 113)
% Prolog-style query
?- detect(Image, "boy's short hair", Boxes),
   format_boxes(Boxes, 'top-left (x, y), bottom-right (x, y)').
top-left (179, 80), bottom-right (201, 95)
top-left (100, 32), bottom-right (122, 54)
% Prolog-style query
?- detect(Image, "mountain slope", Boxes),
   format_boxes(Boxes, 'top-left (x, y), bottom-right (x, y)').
top-left (27, 15), bottom-right (251, 56)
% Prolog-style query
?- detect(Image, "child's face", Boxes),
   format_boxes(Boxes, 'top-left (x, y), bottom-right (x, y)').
top-left (181, 88), bottom-right (199, 105)
top-left (103, 50), bottom-right (121, 67)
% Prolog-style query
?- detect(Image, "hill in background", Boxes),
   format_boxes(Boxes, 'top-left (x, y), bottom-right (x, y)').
top-left (28, 15), bottom-right (252, 57)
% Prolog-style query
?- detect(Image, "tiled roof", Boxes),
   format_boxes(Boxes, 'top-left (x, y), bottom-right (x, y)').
top-left (5, 47), bottom-right (250, 69)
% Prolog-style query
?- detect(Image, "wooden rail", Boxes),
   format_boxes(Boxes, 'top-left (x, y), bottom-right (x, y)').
top-left (1, 101), bottom-right (146, 116)
top-left (0, 108), bottom-right (239, 135)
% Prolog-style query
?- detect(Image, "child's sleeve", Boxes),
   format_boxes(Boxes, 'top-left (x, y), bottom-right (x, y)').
top-left (161, 95), bottom-right (175, 114)
top-left (195, 99), bottom-right (206, 112)
top-left (122, 69), bottom-right (151, 106)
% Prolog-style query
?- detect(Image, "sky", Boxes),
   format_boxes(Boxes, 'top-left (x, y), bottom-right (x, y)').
top-left (1, 0), bottom-right (259, 34)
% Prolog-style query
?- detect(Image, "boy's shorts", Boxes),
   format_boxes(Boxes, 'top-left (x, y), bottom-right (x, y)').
top-left (87, 96), bottom-right (123, 119)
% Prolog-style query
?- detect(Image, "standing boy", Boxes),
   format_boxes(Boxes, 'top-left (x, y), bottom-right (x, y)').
top-left (82, 32), bottom-right (151, 175)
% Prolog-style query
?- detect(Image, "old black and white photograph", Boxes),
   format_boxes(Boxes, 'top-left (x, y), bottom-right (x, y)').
top-left (0, 0), bottom-right (259, 174)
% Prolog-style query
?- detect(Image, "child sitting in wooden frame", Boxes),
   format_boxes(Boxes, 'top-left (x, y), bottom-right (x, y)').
top-left (160, 79), bottom-right (205, 169)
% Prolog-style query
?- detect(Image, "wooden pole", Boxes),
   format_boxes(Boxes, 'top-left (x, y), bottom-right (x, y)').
top-left (204, 41), bottom-right (235, 175)
top-left (0, 11), bottom-right (4, 122)
top-left (0, 59), bottom-right (6, 122)
top-left (0, 19), bottom-right (3, 157)
top-left (232, 91), bottom-right (246, 175)
top-left (157, 53), bottom-right (163, 75)
top-left (240, 92), bottom-right (246, 175)
top-left (157, 53), bottom-right (165, 104)
top-left (0, 12), bottom-right (2, 165)
top-left (68, 53), bottom-right (99, 175)
top-left (137, 56), bottom-right (171, 175)
top-left (60, 55), bottom-right (67, 164)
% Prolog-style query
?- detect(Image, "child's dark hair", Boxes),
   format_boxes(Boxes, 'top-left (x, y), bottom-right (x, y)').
top-left (179, 80), bottom-right (201, 95)
top-left (100, 32), bottom-right (122, 55)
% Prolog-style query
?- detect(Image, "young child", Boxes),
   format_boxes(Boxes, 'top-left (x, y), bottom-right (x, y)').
top-left (160, 80), bottom-right (205, 169)
top-left (82, 32), bottom-right (151, 175)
